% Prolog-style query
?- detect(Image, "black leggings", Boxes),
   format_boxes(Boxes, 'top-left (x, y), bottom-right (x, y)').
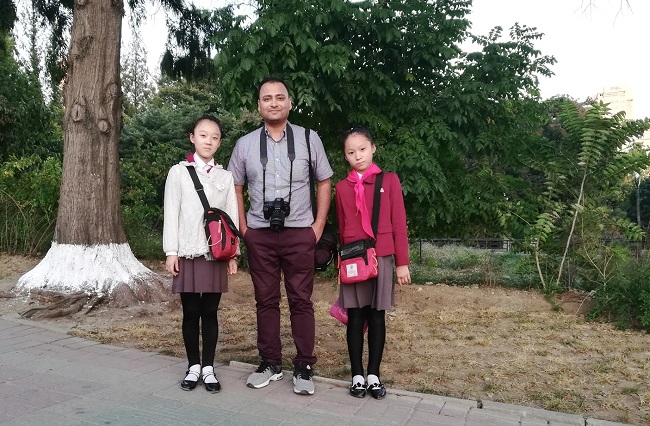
top-left (180, 292), bottom-right (222, 368)
top-left (347, 306), bottom-right (386, 378)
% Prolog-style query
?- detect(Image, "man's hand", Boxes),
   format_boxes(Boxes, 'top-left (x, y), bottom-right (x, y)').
top-left (312, 222), bottom-right (324, 242)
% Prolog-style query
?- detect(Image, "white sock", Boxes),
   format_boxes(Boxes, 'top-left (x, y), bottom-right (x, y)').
top-left (185, 364), bottom-right (200, 381)
top-left (202, 366), bottom-right (218, 384)
top-left (367, 374), bottom-right (380, 386)
top-left (352, 375), bottom-right (365, 386)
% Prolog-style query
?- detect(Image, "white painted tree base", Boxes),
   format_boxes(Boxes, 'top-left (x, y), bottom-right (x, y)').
top-left (17, 242), bottom-right (157, 296)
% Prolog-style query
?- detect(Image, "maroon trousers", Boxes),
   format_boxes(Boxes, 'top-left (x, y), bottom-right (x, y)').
top-left (244, 227), bottom-right (317, 368)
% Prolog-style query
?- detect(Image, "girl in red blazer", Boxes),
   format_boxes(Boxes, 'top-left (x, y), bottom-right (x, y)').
top-left (335, 127), bottom-right (411, 399)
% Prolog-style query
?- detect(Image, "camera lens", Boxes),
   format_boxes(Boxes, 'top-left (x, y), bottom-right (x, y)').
top-left (269, 210), bottom-right (285, 231)
top-left (264, 198), bottom-right (289, 230)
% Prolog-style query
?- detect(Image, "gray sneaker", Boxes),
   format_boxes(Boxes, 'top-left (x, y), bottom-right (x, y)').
top-left (246, 361), bottom-right (283, 389)
top-left (292, 364), bottom-right (314, 395)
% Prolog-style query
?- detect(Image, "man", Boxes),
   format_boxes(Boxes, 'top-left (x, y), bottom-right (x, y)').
top-left (228, 77), bottom-right (333, 395)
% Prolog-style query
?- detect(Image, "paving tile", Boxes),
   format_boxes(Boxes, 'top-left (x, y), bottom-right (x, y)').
top-left (438, 401), bottom-right (471, 419)
top-left (520, 417), bottom-right (553, 425)
top-left (0, 318), bottom-right (634, 426)
top-left (465, 407), bottom-right (522, 426)
top-left (586, 419), bottom-right (632, 426)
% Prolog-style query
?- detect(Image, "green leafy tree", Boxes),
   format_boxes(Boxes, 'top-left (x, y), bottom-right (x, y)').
top-left (121, 25), bottom-right (156, 117)
top-left (0, 38), bottom-right (61, 161)
top-left (0, 1), bottom-right (61, 256)
top-left (521, 101), bottom-right (650, 291)
top-left (0, 0), bottom-right (16, 54)
top-left (211, 0), bottom-right (555, 237)
top-left (624, 173), bottom-right (650, 231)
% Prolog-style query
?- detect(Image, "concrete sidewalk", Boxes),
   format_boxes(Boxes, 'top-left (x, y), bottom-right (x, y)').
top-left (0, 317), bottom-right (629, 426)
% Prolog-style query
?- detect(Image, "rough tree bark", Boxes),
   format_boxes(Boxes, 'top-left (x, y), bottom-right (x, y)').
top-left (17, 0), bottom-right (170, 308)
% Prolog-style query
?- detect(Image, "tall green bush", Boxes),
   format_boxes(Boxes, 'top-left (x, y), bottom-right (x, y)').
top-left (0, 155), bottom-right (61, 254)
top-left (589, 254), bottom-right (650, 330)
top-left (409, 244), bottom-right (539, 289)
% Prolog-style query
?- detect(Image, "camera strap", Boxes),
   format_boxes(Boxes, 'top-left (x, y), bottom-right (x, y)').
top-left (259, 125), bottom-right (295, 206)
top-left (305, 129), bottom-right (316, 220)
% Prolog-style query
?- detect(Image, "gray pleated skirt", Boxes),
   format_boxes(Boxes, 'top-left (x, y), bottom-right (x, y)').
top-left (338, 255), bottom-right (395, 311)
top-left (172, 256), bottom-right (229, 294)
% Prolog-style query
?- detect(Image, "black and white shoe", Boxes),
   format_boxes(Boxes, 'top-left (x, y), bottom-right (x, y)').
top-left (180, 367), bottom-right (200, 391)
top-left (349, 381), bottom-right (366, 398)
top-left (201, 366), bottom-right (221, 393)
top-left (367, 382), bottom-right (386, 399)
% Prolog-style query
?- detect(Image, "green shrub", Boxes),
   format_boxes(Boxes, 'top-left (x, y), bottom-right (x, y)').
top-left (124, 226), bottom-right (164, 260)
top-left (0, 155), bottom-right (61, 255)
top-left (588, 255), bottom-right (650, 330)
top-left (410, 244), bottom-right (540, 289)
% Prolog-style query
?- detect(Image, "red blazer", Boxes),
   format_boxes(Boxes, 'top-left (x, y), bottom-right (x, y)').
top-left (335, 172), bottom-right (410, 266)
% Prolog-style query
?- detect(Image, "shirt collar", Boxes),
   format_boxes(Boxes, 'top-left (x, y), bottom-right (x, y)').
top-left (265, 126), bottom-right (287, 143)
top-left (193, 153), bottom-right (215, 168)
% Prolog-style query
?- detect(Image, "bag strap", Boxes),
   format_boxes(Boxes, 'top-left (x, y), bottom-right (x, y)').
top-left (305, 128), bottom-right (317, 219)
top-left (186, 166), bottom-right (211, 211)
top-left (212, 206), bottom-right (243, 238)
top-left (185, 165), bottom-right (243, 239)
top-left (371, 173), bottom-right (383, 241)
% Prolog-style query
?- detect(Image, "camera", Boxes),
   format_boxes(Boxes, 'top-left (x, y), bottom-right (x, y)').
top-left (263, 198), bottom-right (290, 231)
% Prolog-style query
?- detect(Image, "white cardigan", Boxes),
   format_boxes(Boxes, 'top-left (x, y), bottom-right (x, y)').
top-left (163, 160), bottom-right (239, 259)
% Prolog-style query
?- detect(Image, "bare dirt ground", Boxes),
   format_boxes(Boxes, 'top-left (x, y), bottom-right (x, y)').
top-left (1, 254), bottom-right (649, 425)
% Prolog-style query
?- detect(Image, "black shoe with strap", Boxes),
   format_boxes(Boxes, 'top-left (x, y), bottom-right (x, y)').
top-left (202, 372), bottom-right (221, 393)
top-left (349, 381), bottom-right (366, 398)
top-left (180, 369), bottom-right (200, 391)
top-left (367, 382), bottom-right (386, 399)
top-left (201, 366), bottom-right (221, 393)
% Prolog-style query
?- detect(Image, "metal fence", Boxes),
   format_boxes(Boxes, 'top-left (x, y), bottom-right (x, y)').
top-left (412, 237), bottom-right (647, 262)
top-left (411, 238), bottom-right (521, 262)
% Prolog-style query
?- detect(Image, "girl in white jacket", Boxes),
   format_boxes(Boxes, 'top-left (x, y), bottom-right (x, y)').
top-left (163, 114), bottom-right (239, 393)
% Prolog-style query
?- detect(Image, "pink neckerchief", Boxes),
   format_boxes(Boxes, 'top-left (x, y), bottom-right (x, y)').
top-left (346, 163), bottom-right (382, 238)
top-left (186, 152), bottom-right (216, 172)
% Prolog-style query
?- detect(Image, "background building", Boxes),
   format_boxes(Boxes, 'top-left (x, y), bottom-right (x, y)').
top-left (596, 85), bottom-right (650, 150)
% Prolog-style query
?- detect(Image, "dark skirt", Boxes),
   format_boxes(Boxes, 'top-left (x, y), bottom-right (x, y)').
top-left (338, 256), bottom-right (395, 311)
top-left (172, 256), bottom-right (228, 294)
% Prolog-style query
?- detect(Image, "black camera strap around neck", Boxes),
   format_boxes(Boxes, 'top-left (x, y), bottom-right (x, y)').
top-left (260, 125), bottom-right (295, 206)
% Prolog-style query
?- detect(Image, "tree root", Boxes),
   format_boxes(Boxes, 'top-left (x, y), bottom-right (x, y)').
top-left (84, 294), bottom-right (105, 315)
top-left (109, 275), bottom-right (173, 308)
top-left (21, 292), bottom-right (89, 319)
top-left (17, 273), bottom-right (174, 319)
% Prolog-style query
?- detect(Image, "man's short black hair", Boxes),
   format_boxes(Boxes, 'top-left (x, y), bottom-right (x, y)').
top-left (258, 76), bottom-right (291, 98)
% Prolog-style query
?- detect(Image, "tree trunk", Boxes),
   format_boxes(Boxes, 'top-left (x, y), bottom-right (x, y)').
top-left (17, 0), bottom-right (171, 305)
top-left (636, 176), bottom-right (641, 227)
top-left (57, 0), bottom-right (124, 244)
